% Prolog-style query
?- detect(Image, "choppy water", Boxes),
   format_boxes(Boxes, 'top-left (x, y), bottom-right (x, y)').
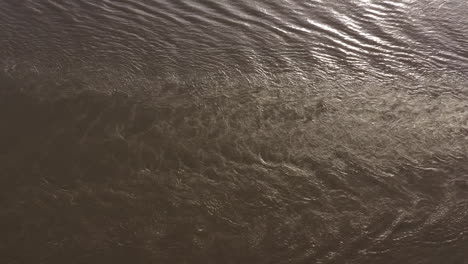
top-left (1, 0), bottom-right (468, 263)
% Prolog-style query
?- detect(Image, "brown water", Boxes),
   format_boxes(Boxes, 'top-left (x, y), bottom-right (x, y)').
top-left (1, 0), bottom-right (468, 263)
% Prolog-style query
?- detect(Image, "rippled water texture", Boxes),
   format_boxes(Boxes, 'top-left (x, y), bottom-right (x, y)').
top-left (1, 0), bottom-right (468, 263)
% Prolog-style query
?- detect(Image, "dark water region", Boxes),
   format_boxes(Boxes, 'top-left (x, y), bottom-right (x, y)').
top-left (1, 0), bottom-right (468, 263)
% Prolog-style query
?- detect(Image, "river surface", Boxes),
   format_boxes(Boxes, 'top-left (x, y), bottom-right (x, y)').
top-left (1, 0), bottom-right (468, 263)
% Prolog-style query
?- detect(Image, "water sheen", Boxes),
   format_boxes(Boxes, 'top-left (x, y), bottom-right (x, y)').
top-left (0, 0), bottom-right (467, 263)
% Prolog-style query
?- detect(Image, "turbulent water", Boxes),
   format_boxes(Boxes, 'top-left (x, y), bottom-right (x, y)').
top-left (1, 0), bottom-right (468, 263)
